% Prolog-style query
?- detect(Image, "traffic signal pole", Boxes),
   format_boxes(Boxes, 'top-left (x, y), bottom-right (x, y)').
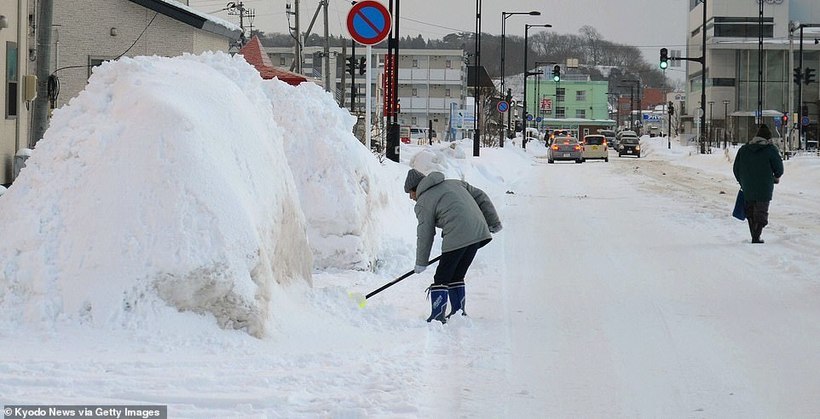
top-left (666, 0), bottom-right (706, 154)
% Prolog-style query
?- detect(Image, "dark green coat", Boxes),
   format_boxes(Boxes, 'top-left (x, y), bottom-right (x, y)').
top-left (733, 137), bottom-right (784, 202)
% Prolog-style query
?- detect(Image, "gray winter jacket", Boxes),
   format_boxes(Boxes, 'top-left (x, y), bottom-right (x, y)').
top-left (413, 172), bottom-right (500, 266)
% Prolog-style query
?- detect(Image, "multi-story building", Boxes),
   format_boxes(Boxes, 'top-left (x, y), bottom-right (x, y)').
top-left (685, 0), bottom-right (820, 146)
top-left (524, 67), bottom-right (613, 137)
top-left (266, 46), bottom-right (468, 139)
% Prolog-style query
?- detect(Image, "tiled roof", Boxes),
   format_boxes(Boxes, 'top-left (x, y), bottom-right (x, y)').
top-left (239, 36), bottom-right (307, 86)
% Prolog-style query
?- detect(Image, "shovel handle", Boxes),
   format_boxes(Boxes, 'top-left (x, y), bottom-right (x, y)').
top-left (365, 255), bottom-right (441, 299)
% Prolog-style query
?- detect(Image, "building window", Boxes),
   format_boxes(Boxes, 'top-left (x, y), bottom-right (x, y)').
top-left (714, 17), bottom-right (774, 38)
top-left (575, 90), bottom-right (586, 101)
top-left (445, 88), bottom-right (451, 97)
top-left (412, 88), bottom-right (418, 96)
top-left (575, 109), bottom-right (586, 119)
top-left (446, 60), bottom-right (452, 68)
top-left (87, 56), bottom-right (111, 79)
top-left (556, 88), bottom-right (566, 102)
top-left (411, 116), bottom-right (417, 125)
top-left (280, 56), bottom-right (286, 66)
top-left (556, 107), bottom-right (565, 118)
top-left (6, 42), bottom-right (18, 119)
top-left (412, 59), bottom-right (418, 68)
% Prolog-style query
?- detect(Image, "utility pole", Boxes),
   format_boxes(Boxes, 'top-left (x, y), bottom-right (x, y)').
top-left (31, 0), bottom-right (54, 147)
top-left (227, 2), bottom-right (255, 46)
top-left (323, 0), bottom-right (330, 92)
top-left (286, 0), bottom-right (302, 73)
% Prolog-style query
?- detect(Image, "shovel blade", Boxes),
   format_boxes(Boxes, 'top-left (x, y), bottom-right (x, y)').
top-left (348, 292), bottom-right (367, 308)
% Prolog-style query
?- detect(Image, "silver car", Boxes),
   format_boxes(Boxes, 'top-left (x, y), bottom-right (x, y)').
top-left (548, 136), bottom-right (583, 164)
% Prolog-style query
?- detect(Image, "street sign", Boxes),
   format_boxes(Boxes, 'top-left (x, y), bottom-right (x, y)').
top-left (803, 116), bottom-right (811, 127)
top-left (774, 117), bottom-right (782, 128)
top-left (535, 116), bottom-right (543, 123)
top-left (346, 1), bottom-right (392, 46)
top-left (526, 114), bottom-right (533, 121)
top-left (497, 101), bottom-right (509, 113)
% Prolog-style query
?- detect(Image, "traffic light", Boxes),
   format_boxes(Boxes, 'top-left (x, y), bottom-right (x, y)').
top-left (781, 113), bottom-right (789, 125)
top-left (346, 56), bottom-right (356, 76)
top-left (552, 65), bottom-right (560, 82)
top-left (805, 67), bottom-right (816, 85)
top-left (358, 57), bottom-right (367, 75)
top-left (659, 48), bottom-right (669, 70)
top-left (667, 101), bottom-right (675, 116)
top-left (793, 67), bottom-right (802, 85)
top-left (505, 88), bottom-right (512, 104)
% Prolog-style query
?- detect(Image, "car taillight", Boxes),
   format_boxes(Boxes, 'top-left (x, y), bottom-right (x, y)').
top-left (574, 145), bottom-right (581, 151)
top-left (603, 140), bottom-right (607, 146)
top-left (635, 145), bottom-right (641, 150)
top-left (551, 145), bottom-right (559, 150)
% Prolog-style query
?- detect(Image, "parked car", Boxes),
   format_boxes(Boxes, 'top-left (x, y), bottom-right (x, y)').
top-left (548, 136), bottom-right (583, 164)
top-left (599, 129), bottom-right (617, 149)
top-left (581, 135), bottom-right (609, 162)
top-left (618, 137), bottom-right (641, 158)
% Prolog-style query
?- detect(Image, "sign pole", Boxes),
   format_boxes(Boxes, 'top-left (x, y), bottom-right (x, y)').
top-left (366, 45), bottom-right (372, 150)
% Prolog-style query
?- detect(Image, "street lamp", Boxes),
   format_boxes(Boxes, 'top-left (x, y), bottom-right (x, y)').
top-left (501, 11), bottom-right (540, 146)
top-left (523, 23), bottom-right (552, 147)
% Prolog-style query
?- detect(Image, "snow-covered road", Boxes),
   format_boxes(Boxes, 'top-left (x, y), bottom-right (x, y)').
top-left (2, 143), bottom-right (819, 418)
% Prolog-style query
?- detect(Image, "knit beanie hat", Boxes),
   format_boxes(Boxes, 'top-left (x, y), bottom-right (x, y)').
top-left (755, 124), bottom-right (772, 140)
top-left (404, 169), bottom-right (426, 193)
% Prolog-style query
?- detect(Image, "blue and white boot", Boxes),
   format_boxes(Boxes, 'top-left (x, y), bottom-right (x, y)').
top-left (447, 282), bottom-right (466, 318)
top-left (426, 285), bottom-right (448, 324)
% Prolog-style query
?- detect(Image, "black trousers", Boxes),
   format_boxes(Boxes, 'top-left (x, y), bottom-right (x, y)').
top-left (744, 200), bottom-right (770, 239)
top-left (433, 239), bottom-right (489, 286)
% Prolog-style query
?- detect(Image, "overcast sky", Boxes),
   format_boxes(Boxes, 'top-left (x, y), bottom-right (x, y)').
top-left (190, 0), bottom-right (689, 77)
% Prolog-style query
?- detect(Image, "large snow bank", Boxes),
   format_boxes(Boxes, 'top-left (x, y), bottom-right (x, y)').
top-left (0, 52), bottom-right (312, 337)
top-left (264, 81), bottom-right (405, 270)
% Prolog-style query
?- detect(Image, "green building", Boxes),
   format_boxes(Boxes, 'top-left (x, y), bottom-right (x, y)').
top-left (525, 73), bottom-right (613, 137)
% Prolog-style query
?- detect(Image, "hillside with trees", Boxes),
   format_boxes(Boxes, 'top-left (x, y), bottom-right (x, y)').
top-left (254, 25), bottom-right (669, 89)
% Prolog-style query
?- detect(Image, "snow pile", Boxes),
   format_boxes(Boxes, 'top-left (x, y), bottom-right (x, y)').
top-left (0, 52), bottom-right (312, 337)
top-left (263, 80), bottom-right (410, 270)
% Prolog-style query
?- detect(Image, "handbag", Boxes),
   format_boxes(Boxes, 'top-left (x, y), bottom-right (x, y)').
top-left (732, 189), bottom-right (746, 221)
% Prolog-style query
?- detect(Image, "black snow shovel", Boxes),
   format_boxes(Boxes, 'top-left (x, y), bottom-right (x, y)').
top-left (349, 255), bottom-right (441, 308)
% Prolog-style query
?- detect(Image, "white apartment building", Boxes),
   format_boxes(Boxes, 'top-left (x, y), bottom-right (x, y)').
top-left (265, 46), bottom-right (468, 138)
top-left (685, 0), bottom-right (820, 144)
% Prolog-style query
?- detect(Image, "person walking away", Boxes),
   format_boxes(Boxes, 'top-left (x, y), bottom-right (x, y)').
top-left (732, 124), bottom-right (784, 244)
top-left (404, 169), bottom-right (502, 323)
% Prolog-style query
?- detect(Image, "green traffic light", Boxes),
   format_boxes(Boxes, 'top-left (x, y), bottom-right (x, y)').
top-left (553, 75), bottom-right (560, 82)
top-left (660, 61), bottom-right (668, 69)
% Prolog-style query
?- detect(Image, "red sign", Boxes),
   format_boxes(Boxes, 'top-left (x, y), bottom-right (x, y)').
top-left (540, 98), bottom-right (553, 112)
top-left (383, 53), bottom-right (397, 117)
top-left (347, 1), bottom-right (392, 46)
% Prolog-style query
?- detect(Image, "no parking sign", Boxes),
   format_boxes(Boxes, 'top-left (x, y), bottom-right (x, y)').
top-left (347, 1), bottom-right (392, 45)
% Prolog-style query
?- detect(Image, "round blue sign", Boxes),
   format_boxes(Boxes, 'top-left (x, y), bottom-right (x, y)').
top-left (347, 1), bottom-right (392, 45)
top-left (536, 116), bottom-right (543, 123)
top-left (497, 101), bottom-right (509, 113)
top-left (803, 116), bottom-right (811, 127)
top-left (526, 114), bottom-right (533, 121)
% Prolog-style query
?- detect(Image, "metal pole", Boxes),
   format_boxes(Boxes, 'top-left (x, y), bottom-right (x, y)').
top-left (723, 100), bottom-right (730, 149)
top-left (473, 0), bottom-right (482, 157)
top-left (323, 0), bottom-right (330, 92)
top-left (798, 26), bottom-right (804, 149)
top-left (31, 0), bottom-right (54, 147)
top-left (523, 26), bottom-right (528, 147)
top-left (366, 44), bottom-right (372, 150)
top-left (350, 40), bottom-right (356, 113)
top-left (787, 22), bottom-right (794, 156)
top-left (757, 0), bottom-right (763, 125)
top-left (500, 14), bottom-right (506, 147)
top-left (699, 0), bottom-right (707, 154)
